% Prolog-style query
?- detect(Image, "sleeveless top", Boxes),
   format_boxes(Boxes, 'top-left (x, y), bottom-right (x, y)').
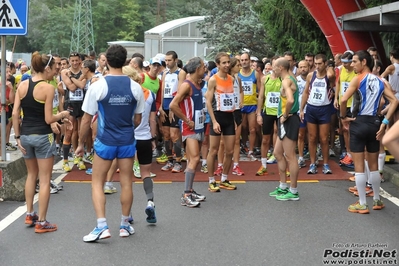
top-left (48, 77), bottom-right (59, 114)
top-left (307, 71), bottom-right (332, 106)
top-left (65, 70), bottom-right (84, 103)
top-left (97, 76), bottom-right (138, 145)
top-left (296, 75), bottom-right (307, 113)
top-left (339, 67), bottom-right (356, 107)
top-left (278, 76), bottom-right (299, 117)
top-left (21, 79), bottom-right (52, 135)
top-left (238, 69), bottom-right (257, 105)
top-left (142, 73), bottom-right (160, 95)
top-left (233, 76), bottom-right (241, 110)
top-left (180, 80), bottom-right (205, 136)
top-left (263, 74), bottom-right (281, 116)
top-left (135, 87), bottom-right (156, 140)
top-left (388, 63), bottom-right (399, 100)
top-left (212, 74), bottom-right (235, 112)
top-left (352, 73), bottom-right (384, 117)
top-left (163, 68), bottom-right (180, 110)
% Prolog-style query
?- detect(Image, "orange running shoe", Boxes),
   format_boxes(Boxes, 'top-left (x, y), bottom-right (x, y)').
top-left (35, 221), bottom-right (57, 233)
top-left (25, 212), bottom-right (38, 227)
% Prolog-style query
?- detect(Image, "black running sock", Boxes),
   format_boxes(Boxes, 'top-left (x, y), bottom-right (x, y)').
top-left (63, 144), bottom-right (71, 161)
top-left (143, 177), bottom-right (154, 201)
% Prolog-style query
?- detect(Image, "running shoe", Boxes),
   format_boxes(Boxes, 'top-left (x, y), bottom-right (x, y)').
top-left (214, 165), bottom-right (223, 176)
top-left (348, 201), bottom-right (369, 214)
top-left (340, 154), bottom-right (353, 165)
top-left (104, 184), bottom-right (117, 194)
top-left (49, 183), bottom-right (59, 194)
top-left (6, 143), bottom-right (17, 151)
top-left (266, 150), bottom-right (272, 159)
top-left (83, 154), bottom-right (93, 164)
top-left (219, 180), bottom-right (237, 190)
top-left (181, 152), bottom-right (187, 162)
top-left (269, 187), bottom-right (288, 197)
top-left (133, 161), bottom-right (141, 178)
top-left (145, 201), bottom-right (157, 223)
top-left (51, 180), bottom-right (63, 190)
top-left (119, 225), bottom-right (135, 237)
top-left (128, 214), bottom-right (134, 224)
top-left (232, 165), bottom-right (244, 176)
top-left (150, 172), bottom-right (156, 178)
top-left (339, 151), bottom-right (347, 160)
top-left (191, 190), bottom-right (206, 202)
top-left (348, 186), bottom-right (373, 194)
top-left (256, 166), bottom-right (268, 176)
top-left (298, 158), bottom-right (306, 169)
top-left (161, 161), bottom-right (174, 171)
top-left (329, 148), bottom-right (335, 157)
top-left (156, 154), bottom-right (168, 164)
top-left (63, 162), bottom-right (71, 172)
top-left (25, 212), bottom-right (38, 226)
top-left (181, 194), bottom-right (200, 208)
top-left (372, 199), bottom-right (385, 210)
top-left (208, 182), bottom-right (220, 192)
top-left (322, 164), bottom-right (332, 174)
top-left (83, 226), bottom-right (111, 242)
top-left (286, 170), bottom-right (290, 177)
top-left (247, 152), bottom-right (257, 161)
top-left (86, 168), bottom-right (92, 175)
top-left (77, 160), bottom-right (86, 170)
top-left (171, 163), bottom-right (183, 173)
top-left (267, 155), bottom-right (277, 164)
top-left (276, 191), bottom-right (299, 201)
top-left (200, 164), bottom-right (208, 174)
top-left (307, 163), bottom-right (317, 174)
top-left (349, 176), bottom-right (355, 182)
top-left (35, 221), bottom-right (58, 233)
top-left (73, 156), bottom-right (80, 165)
top-left (353, 188), bottom-right (374, 197)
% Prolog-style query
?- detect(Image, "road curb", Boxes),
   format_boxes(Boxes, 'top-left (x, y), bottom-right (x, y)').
top-left (383, 163), bottom-right (399, 187)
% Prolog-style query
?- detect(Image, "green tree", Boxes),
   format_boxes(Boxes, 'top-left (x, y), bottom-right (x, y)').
top-left (198, 0), bottom-right (270, 58)
top-left (257, 0), bottom-right (330, 59)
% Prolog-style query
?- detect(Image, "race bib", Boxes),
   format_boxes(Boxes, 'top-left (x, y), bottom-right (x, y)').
top-left (234, 92), bottom-right (240, 109)
top-left (219, 93), bottom-right (235, 112)
top-left (164, 84), bottom-right (173, 98)
top-left (53, 90), bottom-right (59, 108)
top-left (194, 109), bottom-right (204, 130)
top-left (340, 82), bottom-right (349, 96)
top-left (266, 92), bottom-right (280, 108)
top-left (69, 89), bottom-right (84, 101)
top-left (309, 88), bottom-right (327, 105)
top-left (242, 81), bottom-right (253, 96)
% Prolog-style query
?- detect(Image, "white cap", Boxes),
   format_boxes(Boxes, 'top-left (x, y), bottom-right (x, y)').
top-left (250, 56), bottom-right (259, 61)
top-left (150, 57), bottom-right (162, 65)
top-left (143, 61), bottom-right (150, 67)
top-left (155, 53), bottom-right (165, 62)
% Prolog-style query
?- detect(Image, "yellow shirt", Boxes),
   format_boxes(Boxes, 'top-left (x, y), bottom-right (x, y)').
top-left (339, 67), bottom-right (356, 108)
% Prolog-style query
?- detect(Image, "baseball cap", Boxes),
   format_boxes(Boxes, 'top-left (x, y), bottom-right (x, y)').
top-left (155, 53), bottom-right (166, 62)
top-left (143, 61), bottom-right (150, 67)
top-left (150, 57), bottom-right (162, 65)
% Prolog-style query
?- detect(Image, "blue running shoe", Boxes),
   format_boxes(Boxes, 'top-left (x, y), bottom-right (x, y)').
top-left (307, 164), bottom-right (317, 174)
top-left (322, 164), bottom-right (332, 174)
top-left (119, 225), bottom-right (135, 237)
top-left (339, 151), bottom-right (347, 160)
top-left (145, 201), bottom-right (157, 224)
top-left (128, 213), bottom-right (134, 224)
top-left (83, 226), bottom-right (111, 242)
top-left (85, 168), bottom-right (92, 175)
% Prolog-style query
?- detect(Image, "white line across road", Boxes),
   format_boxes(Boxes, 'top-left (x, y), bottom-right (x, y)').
top-left (0, 160), bottom-right (67, 233)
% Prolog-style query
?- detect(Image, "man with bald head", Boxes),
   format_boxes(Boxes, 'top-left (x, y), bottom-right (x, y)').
top-left (269, 58), bottom-right (300, 201)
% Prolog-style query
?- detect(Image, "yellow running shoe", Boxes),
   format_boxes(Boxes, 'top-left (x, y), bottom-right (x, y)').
top-left (73, 156), bottom-right (80, 165)
top-left (156, 154), bottom-right (168, 164)
top-left (63, 162), bottom-right (71, 172)
top-left (208, 182), bottom-right (220, 192)
top-left (256, 166), bottom-right (268, 176)
top-left (78, 160), bottom-right (86, 170)
top-left (219, 180), bottom-right (237, 190)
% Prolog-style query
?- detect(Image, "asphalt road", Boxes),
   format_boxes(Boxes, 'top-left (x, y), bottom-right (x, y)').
top-left (0, 176), bottom-right (398, 266)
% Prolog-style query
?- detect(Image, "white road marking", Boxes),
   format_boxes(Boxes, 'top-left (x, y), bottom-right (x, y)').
top-left (0, 160), bottom-right (67, 233)
top-left (379, 187), bottom-right (399, 206)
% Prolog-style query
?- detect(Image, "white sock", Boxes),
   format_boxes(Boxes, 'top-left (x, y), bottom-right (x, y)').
top-left (364, 160), bottom-right (370, 183)
top-left (369, 171), bottom-right (381, 200)
top-left (347, 153), bottom-right (352, 159)
top-left (298, 156), bottom-right (303, 161)
top-left (378, 152), bottom-right (386, 173)
top-left (289, 187), bottom-right (298, 194)
top-left (97, 218), bottom-right (107, 229)
top-left (261, 158), bottom-right (267, 168)
top-left (105, 182), bottom-right (113, 187)
top-left (221, 174), bottom-right (227, 182)
top-left (121, 215), bottom-right (130, 227)
top-left (218, 163), bottom-right (223, 167)
top-left (354, 173), bottom-right (367, 205)
top-left (279, 182), bottom-right (288, 190)
top-left (233, 162), bottom-right (238, 168)
top-left (209, 176), bottom-right (215, 184)
top-left (202, 159), bottom-right (207, 166)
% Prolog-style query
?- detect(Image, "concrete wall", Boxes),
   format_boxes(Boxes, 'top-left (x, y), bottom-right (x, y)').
top-left (0, 157), bottom-right (27, 201)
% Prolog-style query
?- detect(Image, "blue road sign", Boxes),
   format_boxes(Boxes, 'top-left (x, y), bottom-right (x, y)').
top-left (0, 0), bottom-right (29, 35)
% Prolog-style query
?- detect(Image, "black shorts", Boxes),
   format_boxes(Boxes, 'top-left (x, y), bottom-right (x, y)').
top-left (161, 109), bottom-right (180, 128)
top-left (136, 139), bottom-right (153, 165)
top-left (336, 107), bottom-right (353, 118)
top-left (233, 109), bottom-right (242, 126)
top-left (210, 111), bottom-right (235, 136)
top-left (65, 101), bottom-right (84, 119)
top-left (350, 115), bottom-right (381, 153)
top-left (262, 113), bottom-right (278, 135)
top-left (277, 114), bottom-right (300, 141)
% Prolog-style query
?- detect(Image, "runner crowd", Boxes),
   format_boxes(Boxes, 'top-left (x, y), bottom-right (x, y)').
top-left (6, 44), bottom-right (399, 240)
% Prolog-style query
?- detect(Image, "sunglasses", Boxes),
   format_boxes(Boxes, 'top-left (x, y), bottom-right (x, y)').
top-left (45, 54), bottom-right (53, 68)
top-left (69, 52), bottom-right (80, 57)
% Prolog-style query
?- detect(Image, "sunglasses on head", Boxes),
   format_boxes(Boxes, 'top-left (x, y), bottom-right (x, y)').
top-left (45, 54), bottom-right (53, 68)
top-left (69, 52), bottom-right (80, 57)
